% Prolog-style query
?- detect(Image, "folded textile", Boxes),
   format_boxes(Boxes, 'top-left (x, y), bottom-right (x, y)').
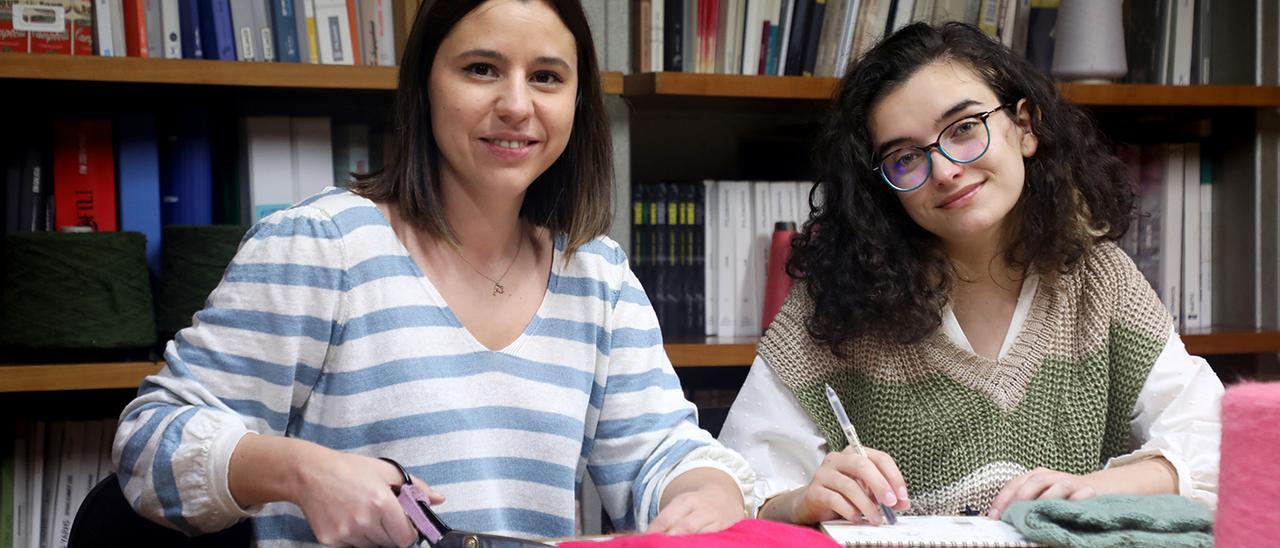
top-left (556, 518), bottom-right (839, 548)
top-left (1002, 494), bottom-right (1213, 547)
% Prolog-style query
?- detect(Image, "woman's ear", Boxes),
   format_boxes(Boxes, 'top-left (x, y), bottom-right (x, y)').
top-left (1015, 98), bottom-right (1038, 158)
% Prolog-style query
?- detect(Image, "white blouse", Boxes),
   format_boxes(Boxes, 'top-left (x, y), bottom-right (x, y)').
top-left (719, 273), bottom-right (1223, 513)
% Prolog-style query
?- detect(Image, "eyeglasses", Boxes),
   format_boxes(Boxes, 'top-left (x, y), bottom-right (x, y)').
top-left (873, 103), bottom-right (1014, 192)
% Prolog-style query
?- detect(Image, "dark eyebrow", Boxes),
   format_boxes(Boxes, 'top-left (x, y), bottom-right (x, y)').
top-left (457, 48), bottom-right (572, 70)
top-left (874, 98), bottom-right (986, 159)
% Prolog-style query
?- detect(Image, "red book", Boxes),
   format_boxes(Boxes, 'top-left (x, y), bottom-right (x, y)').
top-left (54, 119), bottom-right (118, 232)
top-left (345, 0), bottom-right (361, 65)
top-left (122, 0), bottom-right (147, 57)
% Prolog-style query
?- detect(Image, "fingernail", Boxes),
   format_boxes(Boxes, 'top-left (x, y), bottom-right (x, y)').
top-left (898, 486), bottom-right (909, 500)
top-left (882, 491), bottom-right (898, 506)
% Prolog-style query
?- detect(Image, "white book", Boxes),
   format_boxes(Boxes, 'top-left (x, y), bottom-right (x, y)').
top-left (741, 0), bottom-right (765, 75)
top-left (997, 0), bottom-right (1016, 45)
top-left (243, 116), bottom-right (296, 221)
top-left (93, 0), bottom-right (115, 56)
top-left (716, 181), bottom-right (737, 337)
top-left (703, 180), bottom-right (718, 336)
top-left (373, 0), bottom-right (395, 66)
top-left (27, 422), bottom-right (44, 548)
top-left (1161, 144), bottom-right (1186, 328)
top-left (313, 0), bottom-right (354, 63)
top-left (1169, 0), bottom-right (1194, 85)
top-left (52, 421), bottom-right (83, 548)
top-left (832, 0), bottom-right (861, 78)
top-left (768, 182), bottom-right (796, 229)
top-left (753, 182), bottom-right (772, 330)
top-left (1182, 143), bottom-right (1202, 330)
top-left (290, 116), bottom-right (334, 201)
top-left (1200, 164), bottom-right (1213, 329)
top-left (144, 0), bottom-right (163, 57)
top-left (41, 422), bottom-right (63, 548)
top-left (76, 421), bottom-right (104, 514)
top-left (732, 183), bottom-right (760, 335)
top-left (650, 0), bottom-right (664, 71)
top-left (110, 0), bottom-right (126, 56)
top-left (161, 0), bottom-right (182, 58)
top-left (12, 421), bottom-right (29, 548)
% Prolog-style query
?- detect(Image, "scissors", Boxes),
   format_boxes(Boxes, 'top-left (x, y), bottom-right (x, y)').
top-left (382, 458), bottom-right (550, 548)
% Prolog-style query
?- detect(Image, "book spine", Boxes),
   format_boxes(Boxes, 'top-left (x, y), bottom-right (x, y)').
top-left (198, 0), bottom-right (237, 60)
top-left (161, 0), bottom-right (182, 57)
top-left (52, 119), bottom-right (118, 232)
top-left (270, 0), bottom-right (299, 61)
top-left (178, 0), bottom-right (203, 57)
top-left (228, 0), bottom-right (255, 60)
top-left (143, 0), bottom-right (162, 56)
top-left (123, 0), bottom-right (148, 56)
top-left (94, 0), bottom-right (117, 55)
top-left (292, 0), bottom-right (309, 62)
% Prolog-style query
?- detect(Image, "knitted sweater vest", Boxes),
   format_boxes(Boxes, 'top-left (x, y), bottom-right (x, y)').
top-left (758, 242), bottom-right (1171, 515)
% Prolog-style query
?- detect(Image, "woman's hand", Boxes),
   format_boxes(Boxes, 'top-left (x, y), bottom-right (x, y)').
top-left (988, 468), bottom-right (1095, 520)
top-left (763, 446), bottom-right (910, 525)
top-left (291, 444), bottom-right (445, 547)
top-left (648, 468), bottom-right (746, 535)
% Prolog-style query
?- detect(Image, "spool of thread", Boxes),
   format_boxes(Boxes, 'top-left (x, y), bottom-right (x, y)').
top-left (0, 232), bottom-right (155, 350)
top-left (1215, 381), bottom-right (1280, 546)
top-left (156, 225), bottom-right (248, 337)
top-left (1051, 0), bottom-right (1128, 83)
top-left (761, 221), bottom-right (797, 334)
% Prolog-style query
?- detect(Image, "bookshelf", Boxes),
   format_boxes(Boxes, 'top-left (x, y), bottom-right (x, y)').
top-left (620, 72), bottom-right (1280, 107)
top-left (0, 53), bottom-right (626, 94)
top-left (2, 329), bottom-right (1276, 393)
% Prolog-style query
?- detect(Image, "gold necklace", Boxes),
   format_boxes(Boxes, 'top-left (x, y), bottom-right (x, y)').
top-left (453, 231), bottom-right (524, 296)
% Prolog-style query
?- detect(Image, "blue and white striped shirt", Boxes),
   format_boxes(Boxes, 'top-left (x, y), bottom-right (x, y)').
top-left (114, 188), bottom-right (753, 545)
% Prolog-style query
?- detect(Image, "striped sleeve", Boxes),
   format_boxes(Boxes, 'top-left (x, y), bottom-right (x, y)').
top-left (113, 206), bottom-right (346, 535)
top-left (586, 254), bottom-right (754, 531)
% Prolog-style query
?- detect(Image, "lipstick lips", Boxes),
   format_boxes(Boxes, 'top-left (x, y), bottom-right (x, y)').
top-left (937, 182), bottom-right (983, 209)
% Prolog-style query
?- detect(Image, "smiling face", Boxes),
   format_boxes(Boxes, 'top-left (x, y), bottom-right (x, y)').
top-left (428, 0), bottom-right (578, 200)
top-left (868, 61), bottom-right (1038, 248)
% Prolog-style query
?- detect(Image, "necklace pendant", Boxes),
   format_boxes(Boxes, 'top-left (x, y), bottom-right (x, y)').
top-left (493, 282), bottom-right (505, 296)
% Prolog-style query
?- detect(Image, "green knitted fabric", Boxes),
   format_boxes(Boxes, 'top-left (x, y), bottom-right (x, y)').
top-left (759, 243), bottom-right (1171, 515)
top-left (1002, 495), bottom-right (1213, 547)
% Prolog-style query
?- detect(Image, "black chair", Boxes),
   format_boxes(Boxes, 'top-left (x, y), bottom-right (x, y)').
top-left (69, 474), bottom-right (252, 547)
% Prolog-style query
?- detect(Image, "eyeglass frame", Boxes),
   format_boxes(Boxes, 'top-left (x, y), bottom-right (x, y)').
top-left (872, 102), bottom-right (1016, 193)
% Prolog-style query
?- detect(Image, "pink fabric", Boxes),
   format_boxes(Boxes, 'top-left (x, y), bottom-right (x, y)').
top-left (558, 519), bottom-right (839, 548)
top-left (1215, 381), bottom-right (1280, 547)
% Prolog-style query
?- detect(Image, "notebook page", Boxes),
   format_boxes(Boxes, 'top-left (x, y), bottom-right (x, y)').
top-left (821, 516), bottom-right (1041, 547)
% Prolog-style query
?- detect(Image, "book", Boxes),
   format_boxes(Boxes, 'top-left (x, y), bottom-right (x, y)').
top-left (821, 516), bottom-right (1040, 546)
top-left (53, 118), bottom-right (117, 232)
top-left (161, 0), bottom-right (182, 57)
top-left (228, 0), bottom-right (255, 59)
top-left (270, 0), bottom-right (299, 62)
top-left (161, 107), bottom-right (214, 226)
top-left (93, 0), bottom-right (117, 55)
top-left (241, 116), bottom-right (294, 221)
top-left (121, 0), bottom-right (148, 56)
top-left (143, 0), bottom-right (161, 57)
top-left (313, 0), bottom-right (353, 63)
top-left (197, 0), bottom-right (236, 59)
top-left (250, 0), bottom-right (274, 61)
top-left (289, 116), bottom-right (333, 200)
top-left (117, 113), bottom-right (163, 274)
top-left (176, 0), bottom-right (202, 58)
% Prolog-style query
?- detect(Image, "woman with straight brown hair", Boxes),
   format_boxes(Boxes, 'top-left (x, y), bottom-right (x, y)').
top-left (114, 1), bottom-right (753, 545)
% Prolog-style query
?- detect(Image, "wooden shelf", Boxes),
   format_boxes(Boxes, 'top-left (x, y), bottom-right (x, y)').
top-left (1182, 330), bottom-right (1280, 356)
top-left (0, 54), bottom-right (625, 94)
top-left (0, 362), bottom-right (162, 393)
top-left (665, 338), bottom-right (760, 367)
top-left (621, 72), bottom-right (1280, 107)
top-left (0, 329), bottom-right (1274, 392)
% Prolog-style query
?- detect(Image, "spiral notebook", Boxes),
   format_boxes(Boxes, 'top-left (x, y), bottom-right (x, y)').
top-left (821, 516), bottom-right (1043, 547)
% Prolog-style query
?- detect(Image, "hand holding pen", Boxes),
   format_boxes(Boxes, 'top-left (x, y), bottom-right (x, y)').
top-left (824, 385), bottom-right (900, 525)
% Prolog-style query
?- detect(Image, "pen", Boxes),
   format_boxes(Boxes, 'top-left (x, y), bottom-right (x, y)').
top-left (824, 384), bottom-right (898, 525)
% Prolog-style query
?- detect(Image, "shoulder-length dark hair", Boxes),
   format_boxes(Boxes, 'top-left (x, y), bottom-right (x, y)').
top-left (791, 22), bottom-right (1134, 353)
top-left (350, 0), bottom-right (612, 254)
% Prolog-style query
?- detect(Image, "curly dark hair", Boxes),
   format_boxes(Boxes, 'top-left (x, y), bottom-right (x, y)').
top-left (790, 22), bottom-right (1134, 355)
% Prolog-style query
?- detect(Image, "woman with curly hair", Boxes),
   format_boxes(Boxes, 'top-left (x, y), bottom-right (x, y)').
top-left (719, 22), bottom-right (1222, 525)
